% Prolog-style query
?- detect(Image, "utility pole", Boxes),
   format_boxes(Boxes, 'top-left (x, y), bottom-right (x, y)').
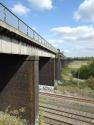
top-left (77, 71), bottom-right (79, 88)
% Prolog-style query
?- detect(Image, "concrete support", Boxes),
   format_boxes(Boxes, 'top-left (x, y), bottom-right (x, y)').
top-left (55, 54), bottom-right (62, 81)
top-left (0, 54), bottom-right (39, 125)
top-left (39, 57), bottom-right (55, 86)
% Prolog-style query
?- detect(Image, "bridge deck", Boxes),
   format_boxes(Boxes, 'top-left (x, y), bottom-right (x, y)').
top-left (0, 3), bottom-right (57, 57)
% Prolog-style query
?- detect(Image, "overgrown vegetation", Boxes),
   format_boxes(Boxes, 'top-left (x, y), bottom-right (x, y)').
top-left (61, 60), bottom-right (89, 81)
top-left (87, 76), bottom-right (94, 90)
top-left (0, 107), bottom-right (27, 125)
top-left (39, 111), bottom-right (44, 125)
top-left (57, 59), bottom-right (94, 98)
top-left (73, 61), bottom-right (94, 79)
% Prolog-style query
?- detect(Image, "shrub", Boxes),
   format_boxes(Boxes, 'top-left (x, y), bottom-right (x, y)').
top-left (74, 61), bottom-right (94, 79)
top-left (87, 76), bottom-right (94, 90)
top-left (0, 107), bottom-right (27, 125)
top-left (39, 111), bottom-right (44, 125)
top-left (0, 112), bottom-right (27, 125)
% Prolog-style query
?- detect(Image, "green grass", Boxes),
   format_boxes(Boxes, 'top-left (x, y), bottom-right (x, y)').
top-left (39, 111), bottom-right (45, 125)
top-left (61, 60), bottom-right (89, 81)
top-left (58, 60), bottom-right (94, 98)
top-left (68, 61), bottom-right (89, 69)
top-left (0, 112), bottom-right (27, 125)
top-left (0, 107), bottom-right (27, 125)
top-left (57, 83), bottom-right (94, 98)
top-left (61, 67), bottom-right (71, 80)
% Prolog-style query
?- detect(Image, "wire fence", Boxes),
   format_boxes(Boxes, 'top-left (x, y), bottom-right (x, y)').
top-left (0, 3), bottom-right (57, 53)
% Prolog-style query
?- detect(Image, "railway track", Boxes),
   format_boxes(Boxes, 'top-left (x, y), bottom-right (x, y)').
top-left (40, 92), bottom-right (94, 105)
top-left (39, 104), bottom-right (94, 125)
top-left (43, 116), bottom-right (73, 125)
top-left (39, 92), bottom-right (94, 125)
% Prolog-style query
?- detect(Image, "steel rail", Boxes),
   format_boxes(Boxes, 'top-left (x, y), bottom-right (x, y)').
top-left (40, 92), bottom-right (94, 104)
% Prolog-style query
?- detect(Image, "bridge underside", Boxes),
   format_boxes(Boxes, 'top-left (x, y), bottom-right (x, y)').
top-left (39, 57), bottom-right (55, 86)
top-left (0, 16), bottom-right (62, 125)
top-left (0, 53), bottom-right (62, 124)
top-left (0, 4), bottom-right (63, 125)
top-left (0, 53), bottom-right (39, 125)
top-left (39, 56), bottom-right (62, 86)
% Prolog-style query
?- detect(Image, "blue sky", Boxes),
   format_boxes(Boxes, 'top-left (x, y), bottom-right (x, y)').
top-left (1, 0), bottom-right (94, 57)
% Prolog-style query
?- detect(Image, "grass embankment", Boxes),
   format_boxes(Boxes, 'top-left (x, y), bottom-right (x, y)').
top-left (61, 60), bottom-right (89, 80)
top-left (39, 111), bottom-right (44, 125)
top-left (0, 112), bottom-right (26, 125)
top-left (57, 60), bottom-right (94, 98)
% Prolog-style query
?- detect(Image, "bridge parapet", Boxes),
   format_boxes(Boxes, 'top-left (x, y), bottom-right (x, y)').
top-left (0, 3), bottom-right (57, 54)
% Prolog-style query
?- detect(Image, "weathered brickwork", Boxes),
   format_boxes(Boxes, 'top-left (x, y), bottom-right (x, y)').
top-left (55, 58), bottom-right (62, 81)
top-left (39, 57), bottom-right (55, 86)
top-left (0, 54), bottom-right (39, 125)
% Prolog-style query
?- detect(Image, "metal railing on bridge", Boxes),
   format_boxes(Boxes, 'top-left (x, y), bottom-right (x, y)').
top-left (0, 3), bottom-right (57, 54)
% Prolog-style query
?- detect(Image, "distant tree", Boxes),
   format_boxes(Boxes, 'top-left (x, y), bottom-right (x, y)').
top-left (74, 61), bottom-right (94, 79)
top-left (87, 76), bottom-right (94, 90)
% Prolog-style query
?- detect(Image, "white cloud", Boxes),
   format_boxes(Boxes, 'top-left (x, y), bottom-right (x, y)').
top-left (51, 25), bottom-right (94, 42)
top-left (11, 3), bottom-right (30, 15)
top-left (49, 39), bottom-right (64, 47)
top-left (28, 0), bottom-right (53, 10)
top-left (51, 25), bottom-right (94, 57)
top-left (74, 0), bottom-right (94, 22)
top-left (64, 49), bottom-right (70, 53)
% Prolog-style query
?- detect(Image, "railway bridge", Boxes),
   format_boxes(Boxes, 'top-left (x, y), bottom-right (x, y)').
top-left (0, 3), bottom-right (64, 125)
